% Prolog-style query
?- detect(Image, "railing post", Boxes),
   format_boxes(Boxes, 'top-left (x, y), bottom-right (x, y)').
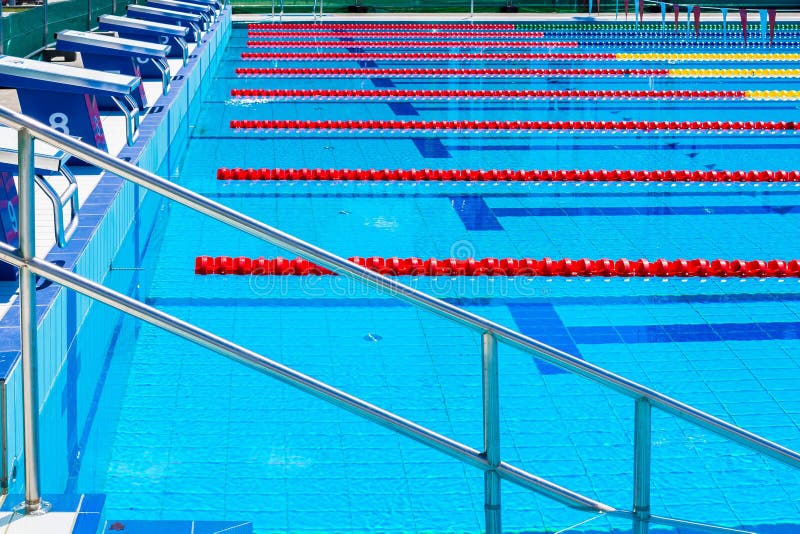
top-left (633, 397), bottom-right (651, 534)
top-left (15, 129), bottom-right (49, 516)
top-left (482, 332), bottom-right (501, 534)
top-left (42, 0), bottom-right (48, 48)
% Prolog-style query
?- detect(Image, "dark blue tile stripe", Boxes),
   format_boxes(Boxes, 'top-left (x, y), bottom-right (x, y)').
top-left (412, 103), bottom-right (793, 111)
top-left (570, 321), bottom-right (800, 345)
top-left (194, 521), bottom-right (253, 534)
top-left (449, 195), bottom-right (503, 230)
top-left (192, 135), bottom-right (800, 153)
top-left (411, 137), bottom-right (451, 158)
top-left (79, 493), bottom-right (106, 513)
top-left (387, 102), bottom-right (419, 116)
top-left (103, 520), bottom-right (193, 534)
top-left (370, 77), bottom-right (395, 88)
top-left (201, 190), bottom-right (800, 200)
top-left (507, 303), bottom-right (582, 374)
top-left (72, 512), bottom-right (101, 534)
top-left (448, 194), bottom-right (800, 232)
top-left (147, 292), bottom-right (800, 309)
top-left (445, 143), bottom-right (800, 152)
top-left (102, 520), bottom-right (253, 534)
top-left (493, 205), bottom-right (800, 217)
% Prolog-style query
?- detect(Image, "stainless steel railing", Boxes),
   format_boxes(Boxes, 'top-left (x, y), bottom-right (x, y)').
top-left (0, 104), bottom-right (798, 533)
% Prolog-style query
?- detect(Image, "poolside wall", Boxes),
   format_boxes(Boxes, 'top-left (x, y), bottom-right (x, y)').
top-left (0, 9), bottom-right (232, 495)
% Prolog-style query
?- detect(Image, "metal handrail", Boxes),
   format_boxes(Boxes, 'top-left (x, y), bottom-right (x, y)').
top-left (0, 240), bottom-right (613, 514)
top-left (1, 105), bottom-right (798, 532)
top-left (6, 105), bottom-right (798, 470)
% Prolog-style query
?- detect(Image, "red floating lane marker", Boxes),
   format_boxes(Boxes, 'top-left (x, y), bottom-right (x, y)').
top-left (195, 256), bottom-right (800, 277)
top-left (240, 52), bottom-right (615, 61)
top-left (235, 67), bottom-right (669, 77)
top-left (246, 40), bottom-right (579, 48)
top-left (215, 167), bottom-right (800, 182)
top-left (248, 31), bottom-right (546, 38)
top-left (229, 119), bottom-right (797, 132)
top-left (230, 88), bottom-right (745, 100)
top-left (247, 23), bottom-right (517, 29)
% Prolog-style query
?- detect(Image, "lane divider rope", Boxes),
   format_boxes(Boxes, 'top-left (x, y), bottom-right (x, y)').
top-left (239, 52), bottom-right (800, 62)
top-left (235, 67), bottom-right (669, 77)
top-left (240, 52), bottom-right (614, 61)
top-left (670, 68), bottom-right (800, 77)
top-left (517, 22), bottom-right (800, 30)
top-left (617, 52), bottom-right (800, 61)
top-left (244, 29), bottom-right (800, 39)
top-left (246, 38), bottom-right (799, 49)
top-left (233, 67), bottom-right (800, 79)
top-left (247, 30), bottom-right (546, 38)
top-left (215, 168), bottom-right (800, 182)
top-left (229, 119), bottom-right (798, 132)
top-left (230, 88), bottom-right (748, 100)
top-left (248, 23), bottom-right (517, 29)
top-left (532, 30), bottom-right (800, 37)
top-left (195, 256), bottom-right (800, 277)
top-left (245, 40), bottom-right (579, 48)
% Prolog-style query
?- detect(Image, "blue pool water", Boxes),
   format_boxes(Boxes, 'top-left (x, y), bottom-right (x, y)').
top-left (64, 25), bottom-right (800, 533)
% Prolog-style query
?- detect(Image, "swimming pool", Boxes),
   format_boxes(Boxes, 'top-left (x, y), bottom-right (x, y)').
top-left (52, 21), bottom-right (800, 533)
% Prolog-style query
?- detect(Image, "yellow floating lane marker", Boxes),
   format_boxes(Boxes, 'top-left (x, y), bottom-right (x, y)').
top-left (745, 90), bottom-right (800, 100)
top-left (617, 53), bottom-right (800, 61)
top-left (670, 68), bottom-right (800, 78)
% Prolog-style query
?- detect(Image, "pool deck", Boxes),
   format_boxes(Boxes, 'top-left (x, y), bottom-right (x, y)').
top-left (0, 510), bottom-right (77, 533)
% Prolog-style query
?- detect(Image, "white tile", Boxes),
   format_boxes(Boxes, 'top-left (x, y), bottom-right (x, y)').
top-left (0, 511), bottom-right (76, 534)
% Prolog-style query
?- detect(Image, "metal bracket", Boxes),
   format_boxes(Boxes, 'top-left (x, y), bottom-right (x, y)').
top-left (151, 56), bottom-right (171, 95)
top-left (187, 21), bottom-right (202, 42)
top-left (34, 167), bottom-right (79, 248)
top-left (110, 93), bottom-right (140, 146)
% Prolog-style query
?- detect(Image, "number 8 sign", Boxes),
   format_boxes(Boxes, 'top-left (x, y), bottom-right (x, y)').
top-left (16, 89), bottom-right (108, 152)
